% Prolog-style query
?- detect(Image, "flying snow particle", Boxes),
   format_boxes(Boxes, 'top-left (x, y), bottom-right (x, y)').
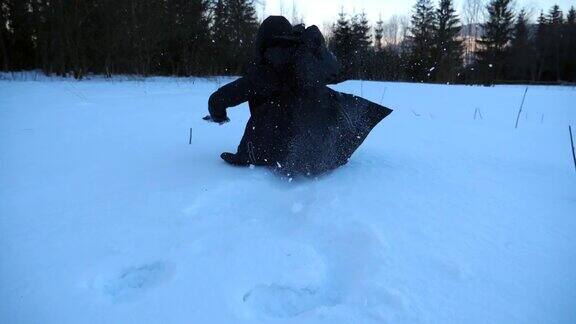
top-left (291, 202), bottom-right (303, 213)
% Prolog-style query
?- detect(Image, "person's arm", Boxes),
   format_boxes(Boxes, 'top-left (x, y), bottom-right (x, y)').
top-left (207, 77), bottom-right (255, 123)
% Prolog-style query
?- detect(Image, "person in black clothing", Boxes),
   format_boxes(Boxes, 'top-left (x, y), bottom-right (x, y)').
top-left (204, 16), bottom-right (392, 176)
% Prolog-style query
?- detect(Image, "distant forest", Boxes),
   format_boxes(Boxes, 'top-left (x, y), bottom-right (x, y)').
top-left (1, 0), bottom-right (575, 84)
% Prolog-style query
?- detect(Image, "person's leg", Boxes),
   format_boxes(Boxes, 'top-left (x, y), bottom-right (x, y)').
top-left (220, 117), bottom-right (256, 166)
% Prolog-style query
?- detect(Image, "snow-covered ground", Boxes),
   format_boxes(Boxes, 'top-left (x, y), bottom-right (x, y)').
top-left (1, 76), bottom-right (575, 323)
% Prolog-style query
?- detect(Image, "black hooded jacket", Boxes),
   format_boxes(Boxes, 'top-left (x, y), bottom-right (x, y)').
top-left (207, 16), bottom-right (392, 176)
top-left (208, 16), bottom-right (340, 122)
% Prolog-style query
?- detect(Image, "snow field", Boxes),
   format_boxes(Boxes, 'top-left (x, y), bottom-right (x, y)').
top-left (1, 76), bottom-right (575, 323)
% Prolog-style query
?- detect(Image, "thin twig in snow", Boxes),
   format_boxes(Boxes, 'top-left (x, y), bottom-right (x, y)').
top-left (569, 126), bottom-right (576, 172)
top-left (474, 108), bottom-right (483, 120)
top-left (515, 87), bottom-right (529, 129)
top-left (379, 86), bottom-right (387, 105)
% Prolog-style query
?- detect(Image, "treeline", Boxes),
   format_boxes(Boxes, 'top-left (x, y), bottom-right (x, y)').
top-left (1, 0), bottom-right (575, 84)
top-left (473, 1), bottom-right (575, 83)
top-left (0, 0), bottom-right (259, 79)
top-left (330, 0), bottom-right (576, 84)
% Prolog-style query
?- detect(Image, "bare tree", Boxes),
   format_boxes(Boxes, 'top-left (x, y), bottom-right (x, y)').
top-left (383, 15), bottom-right (400, 47)
top-left (380, 15), bottom-right (409, 49)
top-left (0, 5), bottom-right (8, 71)
top-left (290, 0), bottom-right (303, 24)
top-left (462, 0), bottom-right (483, 65)
top-left (399, 15), bottom-right (411, 40)
top-left (279, 0), bottom-right (285, 16)
top-left (255, 0), bottom-right (266, 23)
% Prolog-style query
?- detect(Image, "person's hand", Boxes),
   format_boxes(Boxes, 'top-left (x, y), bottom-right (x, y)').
top-left (203, 115), bottom-right (230, 125)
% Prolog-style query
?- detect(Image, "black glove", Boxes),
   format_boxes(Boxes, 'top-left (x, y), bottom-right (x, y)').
top-left (203, 115), bottom-right (230, 125)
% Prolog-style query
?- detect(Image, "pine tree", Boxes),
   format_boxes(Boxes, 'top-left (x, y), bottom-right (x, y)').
top-left (331, 9), bottom-right (354, 77)
top-left (209, 0), bottom-right (258, 75)
top-left (407, 0), bottom-right (436, 82)
top-left (0, 0), bottom-right (10, 70)
top-left (535, 5), bottom-right (569, 81)
top-left (548, 5), bottom-right (564, 80)
top-left (565, 7), bottom-right (576, 81)
top-left (352, 12), bottom-right (372, 51)
top-left (370, 15), bottom-right (393, 81)
top-left (167, 0), bottom-right (210, 76)
top-left (89, 0), bottom-right (125, 77)
top-left (508, 9), bottom-right (535, 81)
top-left (226, 0), bottom-right (259, 73)
top-left (3, 0), bottom-right (36, 70)
top-left (535, 10), bottom-right (550, 81)
top-left (548, 5), bottom-right (564, 25)
top-left (568, 7), bottom-right (576, 25)
top-left (374, 16), bottom-right (384, 52)
top-left (211, 0), bottom-right (232, 73)
top-left (351, 12), bottom-right (372, 78)
top-left (432, 0), bottom-right (463, 82)
top-left (476, 0), bottom-right (514, 83)
top-left (212, 0), bottom-right (229, 42)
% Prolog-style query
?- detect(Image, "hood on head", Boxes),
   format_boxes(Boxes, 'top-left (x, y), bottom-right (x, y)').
top-left (255, 16), bottom-right (293, 56)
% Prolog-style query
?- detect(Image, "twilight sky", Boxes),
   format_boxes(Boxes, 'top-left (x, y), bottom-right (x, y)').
top-left (260, 0), bottom-right (575, 27)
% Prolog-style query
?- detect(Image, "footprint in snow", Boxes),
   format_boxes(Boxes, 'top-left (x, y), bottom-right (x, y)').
top-left (243, 284), bottom-right (337, 318)
top-left (104, 261), bottom-right (175, 302)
